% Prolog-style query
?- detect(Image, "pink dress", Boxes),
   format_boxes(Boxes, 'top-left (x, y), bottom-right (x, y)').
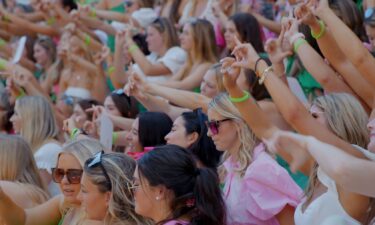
top-left (223, 143), bottom-right (303, 225)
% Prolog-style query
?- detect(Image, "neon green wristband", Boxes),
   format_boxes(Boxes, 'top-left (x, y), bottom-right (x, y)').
top-left (293, 38), bottom-right (307, 53)
top-left (128, 44), bottom-right (139, 54)
top-left (0, 38), bottom-right (6, 48)
top-left (0, 58), bottom-right (7, 70)
top-left (84, 35), bottom-right (91, 46)
top-left (229, 91), bottom-right (250, 103)
top-left (112, 132), bottom-right (118, 144)
top-left (16, 88), bottom-right (26, 100)
top-left (89, 8), bottom-right (96, 18)
top-left (70, 128), bottom-right (80, 140)
top-left (47, 17), bottom-right (56, 26)
top-left (311, 20), bottom-right (326, 39)
top-left (107, 66), bottom-right (115, 75)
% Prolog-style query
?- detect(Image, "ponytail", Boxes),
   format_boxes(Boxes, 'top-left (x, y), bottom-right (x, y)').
top-left (138, 145), bottom-right (226, 225)
top-left (192, 168), bottom-right (226, 225)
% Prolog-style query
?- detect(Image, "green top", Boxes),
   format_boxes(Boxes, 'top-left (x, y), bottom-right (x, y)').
top-left (107, 4), bottom-right (126, 53)
top-left (286, 56), bottom-right (322, 99)
top-left (276, 155), bottom-right (309, 190)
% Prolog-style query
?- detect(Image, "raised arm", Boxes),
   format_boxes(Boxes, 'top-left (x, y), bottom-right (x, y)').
top-left (315, 0), bottom-right (375, 88)
top-left (158, 63), bottom-right (212, 90)
top-left (0, 184), bottom-right (62, 225)
top-left (231, 39), bottom-right (364, 160)
top-left (296, 2), bottom-right (374, 107)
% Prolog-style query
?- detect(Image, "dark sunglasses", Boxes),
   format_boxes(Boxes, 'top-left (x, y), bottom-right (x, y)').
top-left (124, 1), bottom-right (134, 7)
top-left (87, 151), bottom-right (112, 190)
top-left (205, 118), bottom-right (231, 135)
top-left (51, 168), bottom-right (83, 184)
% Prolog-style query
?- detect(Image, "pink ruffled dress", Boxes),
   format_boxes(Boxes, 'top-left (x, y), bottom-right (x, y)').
top-left (223, 143), bottom-right (303, 225)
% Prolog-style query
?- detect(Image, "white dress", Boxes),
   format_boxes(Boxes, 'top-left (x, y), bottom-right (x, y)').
top-left (294, 167), bottom-right (361, 225)
top-left (133, 46), bottom-right (186, 83)
top-left (34, 142), bottom-right (63, 196)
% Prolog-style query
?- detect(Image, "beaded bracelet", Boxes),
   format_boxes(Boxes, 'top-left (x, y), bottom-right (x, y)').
top-left (229, 91), bottom-right (250, 103)
top-left (311, 20), bottom-right (326, 39)
top-left (259, 66), bottom-right (273, 85)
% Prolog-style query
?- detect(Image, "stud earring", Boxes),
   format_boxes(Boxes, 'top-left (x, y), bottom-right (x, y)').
top-left (156, 196), bottom-right (160, 200)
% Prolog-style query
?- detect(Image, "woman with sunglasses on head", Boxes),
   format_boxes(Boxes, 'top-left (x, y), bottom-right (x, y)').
top-left (0, 139), bottom-right (101, 225)
top-left (113, 17), bottom-right (186, 85)
top-left (126, 111), bottom-right (173, 158)
top-left (79, 151), bottom-right (150, 225)
top-left (133, 144), bottom-right (226, 225)
top-left (164, 108), bottom-right (222, 168)
top-left (207, 93), bottom-right (303, 225)
top-left (0, 135), bottom-right (49, 213)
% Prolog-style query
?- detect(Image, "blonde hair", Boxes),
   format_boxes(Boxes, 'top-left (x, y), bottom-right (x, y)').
top-left (210, 63), bottom-right (225, 93)
top-left (0, 135), bottom-right (47, 193)
top-left (312, 93), bottom-right (369, 148)
top-left (57, 138), bottom-right (103, 223)
top-left (208, 93), bottom-right (258, 176)
top-left (304, 93), bottom-right (370, 212)
top-left (150, 17), bottom-right (179, 50)
top-left (181, 19), bottom-right (218, 79)
top-left (84, 153), bottom-right (149, 225)
top-left (16, 96), bottom-right (59, 152)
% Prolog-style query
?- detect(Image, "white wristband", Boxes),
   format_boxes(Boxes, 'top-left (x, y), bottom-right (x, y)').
top-left (289, 33), bottom-right (306, 45)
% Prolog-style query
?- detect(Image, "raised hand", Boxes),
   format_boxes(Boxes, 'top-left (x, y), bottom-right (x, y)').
top-left (231, 36), bottom-right (260, 71)
top-left (284, 18), bottom-right (302, 45)
top-left (220, 57), bottom-right (241, 90)
top-left (265, 26), bottom-right (293, 65)
top-left (264, 130), bottom-right (312, 173)
top-left (294, 1), bottom-right (318, 26)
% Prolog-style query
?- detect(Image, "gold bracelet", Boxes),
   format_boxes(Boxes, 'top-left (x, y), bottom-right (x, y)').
top-left (259, 66), bottom-right (273, 85)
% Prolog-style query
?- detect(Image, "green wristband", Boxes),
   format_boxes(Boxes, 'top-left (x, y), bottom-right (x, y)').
top-left (311, 20), bottom-right (326, 39)
top-left (128, 44), bottom-right (139, 54)
top-left (107, 66), bottom-right (115, 75)
top-left (70, 128), bottom-right (80, 140)
top-left (84, 35), bottom-right (91, 46)
top-left (112, 132), bottom-right (118, 144)
top-left (293, 38), bottom-right (307, 53)
top-left (229, 91), bottom-right (250, 103)
top-left (16, 88), bottom-right (26, 100)
top-left (0, 38), bottom-right (6, 48)
top-left (0, 58), bottom-right (7, 70)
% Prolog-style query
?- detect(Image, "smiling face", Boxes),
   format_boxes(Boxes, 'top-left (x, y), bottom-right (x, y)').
top-left (56, 153), bottom-right (82, 205)
top-left (126, 118), bottom-right (143, 152)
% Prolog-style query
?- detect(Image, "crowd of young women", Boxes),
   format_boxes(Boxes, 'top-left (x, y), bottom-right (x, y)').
top-left (0, 0), bottom-right (375, 224)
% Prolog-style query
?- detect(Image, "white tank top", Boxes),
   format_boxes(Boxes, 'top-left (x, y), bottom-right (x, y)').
top-left (294, 167), bottom-right (361, 225)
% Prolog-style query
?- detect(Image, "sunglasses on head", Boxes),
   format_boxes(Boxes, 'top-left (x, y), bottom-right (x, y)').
top-left (205, 118), bottom-right (231, 135)
top-left (124, 1), bottom-right (134, 7)
top-left (51, 168), bottom-right (83, 184)
top-left (87, 151), bottom-right (112, 190)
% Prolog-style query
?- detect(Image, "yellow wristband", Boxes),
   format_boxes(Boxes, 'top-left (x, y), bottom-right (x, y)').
top-left (0, 39), bottom-right (6, 48)
top-left (311, 20), bottom-right (326, 39)
top-left (89, 8), bottom-right (96, 18)
top-left (107, 66), bottom-right (115, 75)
